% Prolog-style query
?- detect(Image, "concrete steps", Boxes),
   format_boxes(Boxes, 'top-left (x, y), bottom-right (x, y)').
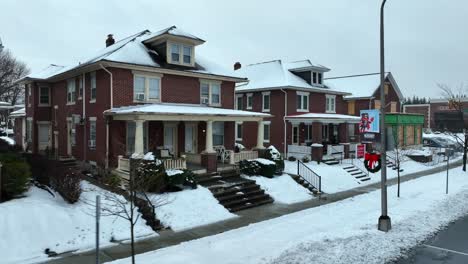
top-left (291, 175), bottom-right (320, 194)
top-left (343, 165), bottom-right (370, 182)
top-left (196, 170), bottom-right (274, 213)
top-left (322, 156), bottom-right (340, 165)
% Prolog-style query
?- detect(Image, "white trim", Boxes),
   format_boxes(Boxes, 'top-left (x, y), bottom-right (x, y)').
top-left (89, 71), bottom-right (97, 103)
top-left (200, 79), bottom-right (222, 107)
top-left (263, 121), bottom-right (271, 143)
top-left (296, 91), bottom-right (310, 112)
top-left (246, 93), bottom-right (253, 109)
top-left (133, 73), bottom-right (162, 103)
top-left (262, 91), bottom-right (271, 112)
top-left (89, 117), bottom-right (97, 121)
top-left (38, 86), bottom-right (51, 107)
top-left (167, 40), bottom-right (195, 67)
top-left (235, 94), bottom-right (243, 110)
top-left (292, 124), bottom-right (299, 145)
top-left (325, 94), bottom-right (336, 113)
top-left (66, 78), bottom-right (76, 105)
top-left (235, 121), bottom-right (243, 141)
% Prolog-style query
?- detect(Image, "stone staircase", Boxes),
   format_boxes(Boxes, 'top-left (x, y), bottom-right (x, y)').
top-left (57, 156), bottom-right (78, 169)
top-left (290, 175), bottom-right (320, 194)
top-left (196, 170), bottom-right (274, 212)
top-left (134, 197), bottom-right (164, 231)
top-left (343, 165), bottom-right (371, 182)
top-left (322, 155), bottom-right (340, 165)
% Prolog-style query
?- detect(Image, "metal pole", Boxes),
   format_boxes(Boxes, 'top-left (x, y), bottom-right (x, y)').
top-left (378, 0), bottom-right (392, 232)
top-left (0, 163), bottom-right (2, 202)
top-left (446, 152), bottom-right (449, 194)
top-left (96, 195), bottom-right (101, 264)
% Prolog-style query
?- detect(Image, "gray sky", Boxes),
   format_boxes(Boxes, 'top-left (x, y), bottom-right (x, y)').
top-left (1, 0), bottom-right (467, 98)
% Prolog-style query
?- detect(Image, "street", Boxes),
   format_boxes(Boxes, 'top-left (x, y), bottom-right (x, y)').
top-left (394, 213), bottom-right (468, 263)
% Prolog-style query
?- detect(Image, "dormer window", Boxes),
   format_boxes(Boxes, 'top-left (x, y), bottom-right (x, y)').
top-left (312, 72), bottom-right (323, 85)
top-left (168, 42), bottom-right (194, 66)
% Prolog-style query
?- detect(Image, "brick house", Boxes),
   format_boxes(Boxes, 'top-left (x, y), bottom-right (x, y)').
top-left (15, 26), bottom-right (269, 174)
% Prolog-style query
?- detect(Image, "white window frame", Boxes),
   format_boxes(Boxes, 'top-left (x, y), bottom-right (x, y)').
top-left (90, 72), bottom-right (97, 103)
top-left (262, 91), bottom-right (271, 112)
top-left (246, 93), bottom-right (253, 110)
top-left (292, 124), bottom-right (299, 145)
top-left (311, 71), bottom-right (323, 85)
top-left (296, 91), bottom-right (309, 112)
top-left (167, 41), bottom-right (195, 66)
top-left (67, 79), bottom-right (76, 105)
top-left (305, 124), bottom-right (313, 142)
top-left (235, 122), bottom-right (243, 141)
top-left (27, 84), bottom-right (31, 107)
top-left (263, 121), bottom-right (271, 143)
top-left (200, 80), bottom-right (222, 107)
top-left (89, 117), bottom-right (97, 149)
top-left (235, 94), bottom-right (243, 110)
top-left (326, 94), bottom-right (336, 113)
top-left (132, 71), bottom-right (163, 103)
top-left (38, 86), bottom-right (50, 107)
top-left (78, 76), bottom-right (83, 100)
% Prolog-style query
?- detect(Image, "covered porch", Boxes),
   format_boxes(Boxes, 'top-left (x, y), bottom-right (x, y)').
top-left (105, 103), bottom-right (270, 176)
top-left (285, 113), bottom-right (361, 159)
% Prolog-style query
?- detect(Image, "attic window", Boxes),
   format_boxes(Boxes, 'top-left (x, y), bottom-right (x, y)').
top-left (168, 42), bottom-right (194, 66)
top-left (312, 72), bottom-right (323, 85)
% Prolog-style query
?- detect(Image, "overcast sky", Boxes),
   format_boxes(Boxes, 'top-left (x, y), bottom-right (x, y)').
top-left (1, 0), bottom-right (467, 98)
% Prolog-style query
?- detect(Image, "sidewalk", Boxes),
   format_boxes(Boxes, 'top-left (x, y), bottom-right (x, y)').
top-left (44, 160), bottom-right (463, 264)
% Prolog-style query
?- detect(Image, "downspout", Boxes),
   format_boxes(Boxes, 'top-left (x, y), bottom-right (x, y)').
top-left (280, 89), bottom-right (288, 156)
top-left (100, 64), bottom-right (113, 170)
top-left (82, 73), bottom-right (86, 162)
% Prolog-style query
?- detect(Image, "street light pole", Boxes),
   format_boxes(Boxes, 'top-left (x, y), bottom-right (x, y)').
top-left (378, 0), bottom-right (392, 232)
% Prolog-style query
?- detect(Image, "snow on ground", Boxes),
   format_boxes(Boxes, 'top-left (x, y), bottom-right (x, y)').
top-left (0, 136), bottom-right (15, 145)
top-left (284, 153), bottom-right (463, 194)
top-left (243, 174), bottom-right (313, 204)
top-left (107, 166), bottom-right (468, 264)
top-left (0, 181), bottom-right (154, 264)
top-left (150, 186), bottom-right (236, 232)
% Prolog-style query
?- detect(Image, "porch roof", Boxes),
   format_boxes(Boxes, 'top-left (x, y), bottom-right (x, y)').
top-left (285, 112), bottom-right (360, 124)
top-left (104, 103), bottom-right (271, 121)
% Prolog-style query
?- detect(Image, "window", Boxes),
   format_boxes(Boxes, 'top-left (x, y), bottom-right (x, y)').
top-left (70, 127), bottom-right (76, 146)
top-left (90, 72), bottom-right (97, 101)
top-left (133, 74), bottom-right (161, 102)
top-left (89, 119), bottom-right (96, 149)
top-left (236, 95), bottom-right (243, 110)
top-left (292, 125), bottom-right (299, 145)
top-left (26, 119), bottom-right (32, 143)
top-left (246, 93), bottom-right (253, 109)
top-left (312, 72), bottom-right (323, 84)
top-left (200, 81), bottom-right (221, 106)
top-left (262, 92), bottom-right (270, 112)
top-left (183, 45), bottom-right (192, 64)
top-left (39, 86), bottom-right (50, 106)
top-left (305, 124), bottom-right (313, 142)
top-left (67, 79), bottom-right (76, 104)
top-left (38, 123), bottom-right (50, 148)
top-left (235, 122), bottom-right (242, 141)
top-left (78, 76), bottom-right (83, 99)
top-left (326, 95), bottom-right (336, 113)
top-left (213, 122), bottom-right (224, 146)
top-left (318, 73), bottom-right (322, 84)
top-left (296, 92), bottom-right (309, 111)
top-left (263, 122), bottom-right (271, 143)
top-left (312, 72), bottom-right (317, 84)
top-left (126, 121), bottom-right (148, 154)
top-left (27, 84), bottom-right (31, 107)
top-left (171, 43), bottom-right (180, 63)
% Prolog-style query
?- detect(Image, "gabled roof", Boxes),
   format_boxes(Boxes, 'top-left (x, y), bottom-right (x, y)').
top-left (235, 60), bottom-right (347, 95)
top-left (17, 27), bottom-right (243, 83)
top-left (324, 72), bottom-right (403, 100)
top-left (142, 25), bottom-right (205, 44)
top-left (284, 59), bottom-right (330, 72)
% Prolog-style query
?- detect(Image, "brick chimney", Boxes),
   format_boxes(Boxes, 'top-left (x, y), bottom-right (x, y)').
top-left (106, 34), bottom-right (115, 47)
top-left (234, 62), bottom-right (241, 71)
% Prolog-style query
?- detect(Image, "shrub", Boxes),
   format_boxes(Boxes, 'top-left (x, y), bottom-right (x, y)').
top-left (288, 156), bottom-right (297, 161)
top-left (50, 166), bottom-right (82, 204)
top-left (302, 156), bottom-right (310, 163)
top-left (265, 146), bottom-right (284, 174)
top-left (239, 159), bottom-right (276, 178)
top-left (166, 169), bottom-right (197, 189)
top-left (135, 159), bottom-right (167, 193)
top-left (103, 173), bottom-right (122, 189)
top-left (0, 152), bottom-right (31, 200)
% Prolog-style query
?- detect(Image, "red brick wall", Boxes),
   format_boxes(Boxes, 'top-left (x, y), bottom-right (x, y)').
top-left (14, 118), bottom-right (23, 148)
top-left (403, 105), bottom-right (430, 128)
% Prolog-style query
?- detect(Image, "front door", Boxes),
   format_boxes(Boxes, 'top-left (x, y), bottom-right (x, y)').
top-left (292, 125), bottom-right (299, 145)
top-left (38, 123), bottom-right (51, 151)
top-left (164, 123), bottom-right (178, 156)
top-left (184, 123), bottom-right (197, 153)
top-left (67, 120), bottom-right (72, 156)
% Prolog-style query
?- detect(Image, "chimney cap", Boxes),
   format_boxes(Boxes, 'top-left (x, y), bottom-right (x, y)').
top-left (234, 62), bottom-right (241, 71)
top-left (106, 34), bottom-right (115, 47)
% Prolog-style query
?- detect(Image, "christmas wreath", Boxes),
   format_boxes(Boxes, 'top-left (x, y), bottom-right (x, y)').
top-left (364, 152), bottom-right (382, 173)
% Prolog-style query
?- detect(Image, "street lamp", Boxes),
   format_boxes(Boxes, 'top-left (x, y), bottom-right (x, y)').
top-left (378, 0), bottom-right (392, 232)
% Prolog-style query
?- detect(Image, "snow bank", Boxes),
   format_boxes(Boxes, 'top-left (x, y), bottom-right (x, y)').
top-left (251, 158), bottom-right (276, 165)
top-left (244, 174), bottom-right (312, 204)
top-left (0, 136), bottom-right (15, 145)
top-left (0, 181), bottom-right (154, 264)
top-left (150, 187), bottom-right (236, 231)
top-left (108, 166), bottom-right (468, 264)
top-left (267, 145), bottom-right (282, 160)
top-left (166, 169), bottom-right (184, 177)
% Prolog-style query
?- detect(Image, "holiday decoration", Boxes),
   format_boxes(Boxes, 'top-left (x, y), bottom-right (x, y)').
top-left (364, 152), bottom-right (382, 173)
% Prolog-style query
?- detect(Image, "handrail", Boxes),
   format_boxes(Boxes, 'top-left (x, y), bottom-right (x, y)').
top-left (297, 160), bottom-right (322, 193)
top-left (329, 145), bottom-right (344, 164)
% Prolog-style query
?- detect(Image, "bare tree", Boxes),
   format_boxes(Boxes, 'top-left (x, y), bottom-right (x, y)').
top-left (438, 83), bottom-right (468, 171)
top-left (0, 49), bottom-right (29, 104)
top-left (389, 125), bottom-right (409, 197)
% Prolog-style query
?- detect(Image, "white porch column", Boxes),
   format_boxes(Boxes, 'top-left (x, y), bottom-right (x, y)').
top-left (256, 120), bottom-right (265, 149)
top-left (205, 120), bottom-right (215, 153)
top-left (134, 120), bottom-right (145, 156)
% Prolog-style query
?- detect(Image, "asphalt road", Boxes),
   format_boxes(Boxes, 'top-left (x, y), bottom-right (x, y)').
top-left (393, 214), bottom-right (468, 264)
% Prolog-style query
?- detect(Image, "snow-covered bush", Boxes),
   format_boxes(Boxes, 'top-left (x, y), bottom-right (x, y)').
top-left (302, 156), bottom-right (310, 163)
top-left (0, 152), bottom-right (31, 201)
top-left (135, 155), bottom-right (167, 193)
top-left (165, 169), bottom-right (197, 190)
top-left (239, 158), bottom-right (276, 178)
top-left (50, 167), bottom-right (82, 204)
top-left (265, 145), bottom-right (284, 174)
top-left (288, 156), bottom-right (297, 161)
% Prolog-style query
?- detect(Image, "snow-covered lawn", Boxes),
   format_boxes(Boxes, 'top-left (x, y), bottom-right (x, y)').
top-left (107, 166), bottom-right (468, 264)
top-left (243, 174), bottom-right (313, 204)
top-left (284, 154), bottom-right (463, 193)
top-left (0, 136), bottom-right (15, 145)
top-left (150, 186), bottom-right (236, 232)
top-left (0, 181), bottom-right (155, 264)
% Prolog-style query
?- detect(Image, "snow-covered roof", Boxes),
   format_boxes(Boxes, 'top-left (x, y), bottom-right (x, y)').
top-left (141, 25), bottom-right (205, 43)
top-left (235, 60), bottom-right (347, 94)
top-left (285, 112), bottom-right (360, 123)
top-left (18, 27), bottom-right (243, 83)
top-left (0, 101), bottom-right (14, 110)
top-left (9, 107), bottom-right (25, 118)
top-left (284, 60), bottom-right (330, 72)
top-left (325, 72), bottom-right (403, 100)
top-left (104, 103), bottom-right (271, 118)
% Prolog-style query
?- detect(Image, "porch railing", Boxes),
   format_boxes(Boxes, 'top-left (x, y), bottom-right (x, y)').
top-left (183, 153), bottom-right (202, 165)
top-left (117, 156), bottom-right (187, 171)
top-left (288, 145), bottom-right (312, 160)
top-left (229, 150), bottom-right (258, 164)
top-left (327, 145), bottom-right (344, 163)
top-left (117, 156), bottom-right (130, 172)
top-left (297, 160), bottom-right (322, 193)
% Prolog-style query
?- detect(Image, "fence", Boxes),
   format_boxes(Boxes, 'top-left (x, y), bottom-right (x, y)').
top-left (297, 160), bottom-right (322, 193)
top-left (288, 145), bottom-right (311, 160)
top-left (229, 150), bottom-right (259, 164)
